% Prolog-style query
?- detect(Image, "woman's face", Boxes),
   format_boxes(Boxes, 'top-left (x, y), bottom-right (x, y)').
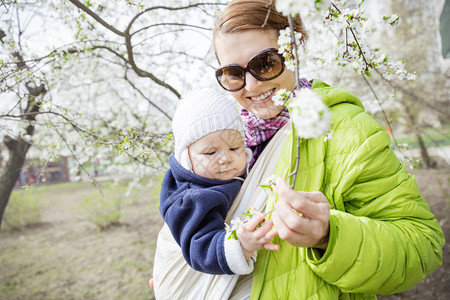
top-left (215, 29), bottom-right (296, 120)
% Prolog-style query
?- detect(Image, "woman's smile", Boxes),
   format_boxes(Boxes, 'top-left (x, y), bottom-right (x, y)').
top-left (249, 88), bottom-right (275, 103)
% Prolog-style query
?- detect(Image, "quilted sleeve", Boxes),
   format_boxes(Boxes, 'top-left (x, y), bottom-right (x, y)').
top-left (306, 105), bottom-right (445, 294)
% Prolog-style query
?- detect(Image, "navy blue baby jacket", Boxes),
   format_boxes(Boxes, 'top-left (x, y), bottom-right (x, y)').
top-left (159, 153), bottom-right (243, 275)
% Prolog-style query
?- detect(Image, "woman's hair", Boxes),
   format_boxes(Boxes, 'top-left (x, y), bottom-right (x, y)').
top-left (213, 0), bottom-right (308, 50)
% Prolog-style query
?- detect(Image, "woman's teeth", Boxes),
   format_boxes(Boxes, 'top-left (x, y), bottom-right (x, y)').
top-left (251, 89), bottom-right (273, 102)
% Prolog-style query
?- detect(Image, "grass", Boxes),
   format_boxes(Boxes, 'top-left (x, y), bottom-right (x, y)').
top-left (0, 168), bottom-right (448, 299)
top-left (1, 188), bottom-right (46, 231)
top-left (0, 178), bottom-right (164, 300)
top-left (390, 127), bottom-right (450, 150)
top-left (79, 184), bottom-right (127, 231)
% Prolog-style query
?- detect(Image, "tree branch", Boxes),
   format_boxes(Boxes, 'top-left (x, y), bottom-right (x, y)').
top-left (360, 75), bottom-right (400, 148)
top-left (67, 0), bottom-right (182, 98)
top-left (262, 0), bottom-right (274, 28)
top-left (131, 22), bottom-right (210, 37)
top-left (330, 2), bottom-right (373, 71)
top-left (126, 3), bottom-right (224, 33)
top-left (124, 74), bottom-right (172, 121)
top-left (67, 0), bottom-right (125, 37)
top-left (374, 69), bottom-right (446, 115)
top-left (123, 31), bottom-right (181, 98)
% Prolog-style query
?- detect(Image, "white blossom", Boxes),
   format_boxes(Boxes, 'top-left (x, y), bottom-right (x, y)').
top-left (225, 207), bottom-right (265, 240)
top-left (259, 174), bottom-right (281, 195)
top-left (287, 89), bottom-right (331, 139)
top-left (276, 0), bottom-right (311, 17)
top-left (272, 89), bottom-right (290, 106)
top-left (278, 27), bottom-right (303, 72)
top-left (383, 60), bottom-right (416, 81)
top-left (324, 130), bottom-right (334, 142)
top-left (230, 217), bottom-right (244, 230)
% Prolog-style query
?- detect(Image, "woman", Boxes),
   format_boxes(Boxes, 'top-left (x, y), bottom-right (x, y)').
top-left (152, 1), bottom-right (444, 299)
top-left (211, 0), bottom-right (445, 299)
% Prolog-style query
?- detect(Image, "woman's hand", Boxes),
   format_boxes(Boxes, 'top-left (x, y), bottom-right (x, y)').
top-left (238, 213), bottom-right (279, 260)
top-left (271, 179), bottom-right (330, 250)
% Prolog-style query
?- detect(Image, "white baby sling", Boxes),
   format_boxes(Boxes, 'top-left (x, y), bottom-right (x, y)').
top-left (153, 123), bottom-right (291, 300)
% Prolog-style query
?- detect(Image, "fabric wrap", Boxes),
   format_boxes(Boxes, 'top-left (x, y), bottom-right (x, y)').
top-left (153, 123), bottom-right (291, 300)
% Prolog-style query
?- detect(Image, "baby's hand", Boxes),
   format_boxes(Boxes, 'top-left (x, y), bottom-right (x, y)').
top-left (238, 213), bottom-right (279, 261)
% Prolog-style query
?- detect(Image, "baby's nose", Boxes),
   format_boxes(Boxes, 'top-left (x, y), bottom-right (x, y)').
top-left (218, 151), bottom-right (231, 163)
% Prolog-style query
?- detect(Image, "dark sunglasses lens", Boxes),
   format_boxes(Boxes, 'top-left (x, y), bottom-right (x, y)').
top-left (248, 51), bottom-right (283, 80)
top-left (216, 66), bottom-right (245, 91)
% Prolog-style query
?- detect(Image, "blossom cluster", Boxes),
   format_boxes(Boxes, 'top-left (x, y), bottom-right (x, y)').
top-left (382, 60), bottom-right (417, 81)
top-left (276, 25), bottom-right (332, 140)
top-left (259, 174), bottom-right (281, 195)
top-left (287, 88), bottom-right (331, 139)
top-left (319, 5), bottom-right (416, 81)
top-left (275, 0), bottom-right (311, 17)
top-left (277, 27), bottom-right (304, 72)
top-left (272, 89), bottom-right (291, 106)
top-left (225, 207), bottom-right (262, 240)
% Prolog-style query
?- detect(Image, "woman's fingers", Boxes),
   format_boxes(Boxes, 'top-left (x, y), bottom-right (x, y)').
top-left (276, 180), bottom-right (328, 219)
top-left (271, 209), bottom-right (304, 242)
top-left (272, 179), bottom-right (330, 249)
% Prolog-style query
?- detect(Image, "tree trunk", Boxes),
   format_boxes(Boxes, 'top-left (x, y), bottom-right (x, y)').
top-left (403, 102), bottom-right (436, 169)
top-left (416, 133), bottom-right (436, 169)
top-left (0, 81), bottom-right (46, 228)
top-left (0, 137), bottom-right (31, 226)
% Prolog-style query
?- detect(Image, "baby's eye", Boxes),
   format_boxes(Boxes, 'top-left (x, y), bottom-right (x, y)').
top-left (204, 151), bottom-right (216, 156)
top-left (230, 146), bottom-right (241, 151)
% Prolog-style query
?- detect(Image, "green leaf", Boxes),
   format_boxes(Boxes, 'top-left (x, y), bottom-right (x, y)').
top-left (227, 231), bottom-right (238, 240)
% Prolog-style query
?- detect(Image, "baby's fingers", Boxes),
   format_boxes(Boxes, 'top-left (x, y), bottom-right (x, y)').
top-left (243, 213), bottom-right (266, 231)
top-left (263, 241), bottom-right (279, 251)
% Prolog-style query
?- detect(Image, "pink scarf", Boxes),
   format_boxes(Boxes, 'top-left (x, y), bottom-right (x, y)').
top-left (241, 108), bottom-right (290, 147)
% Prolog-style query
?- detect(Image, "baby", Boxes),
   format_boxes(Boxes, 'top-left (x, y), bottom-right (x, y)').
top-left (158, 88), bottom-right (277, 275)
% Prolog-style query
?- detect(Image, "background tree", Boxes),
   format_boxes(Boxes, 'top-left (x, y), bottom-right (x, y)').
top-left (299, 0), bottom-right (449, 167)
top-left (378, 0), bottom-right (449, 168)
top-left (0, 0), bottom-right (224, 227)
top-left (1, 0), bottom-right (448, 228)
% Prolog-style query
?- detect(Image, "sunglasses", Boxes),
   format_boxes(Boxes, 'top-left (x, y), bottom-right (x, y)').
top-left (215, 48), bottom-right (285, 92)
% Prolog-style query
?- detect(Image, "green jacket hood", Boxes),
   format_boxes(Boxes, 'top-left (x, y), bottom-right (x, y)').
top-left (311, 79), bottom-right (364, 110)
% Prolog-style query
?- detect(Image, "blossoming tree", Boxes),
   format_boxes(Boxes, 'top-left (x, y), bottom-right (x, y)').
top-left (1, 0), bottom-right (447, 228)
top-left (0, 0), bottom-right (222, 226)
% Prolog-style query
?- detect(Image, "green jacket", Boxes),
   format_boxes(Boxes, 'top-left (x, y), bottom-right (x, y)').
top-left (251, 80), bottom-right (445, 299)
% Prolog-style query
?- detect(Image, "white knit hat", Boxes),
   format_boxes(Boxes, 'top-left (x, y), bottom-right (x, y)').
top-left (172, 88), bottom-right (247, 170)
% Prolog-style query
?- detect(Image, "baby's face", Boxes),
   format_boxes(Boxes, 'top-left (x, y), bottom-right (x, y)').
top-left (188, 129), bottom-right (247, 180)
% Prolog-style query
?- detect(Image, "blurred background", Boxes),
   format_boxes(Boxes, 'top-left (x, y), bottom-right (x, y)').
top-left (0, 0), bottom-right (448, 299)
